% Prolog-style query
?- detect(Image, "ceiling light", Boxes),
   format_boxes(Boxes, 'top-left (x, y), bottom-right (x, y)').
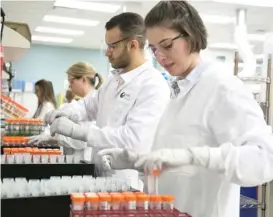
top-left (200, 14), bottom-right (235, 24)
top-left (211, 0), bottom-right (273, 7)
top-left (54, 0), bottom-right (121, 13)
top-left (32, 35), bottom-right (73, 43)
top-left (35, 26), bottom-right (84, 36)
top-left (208, 43), bottom-right (238, 50)
top-left (209, 42), bottom-right (255, 50)
top-left (43, 15), bottom-right (99, 27)
top-left (248, 34), bottom-right (266, 42)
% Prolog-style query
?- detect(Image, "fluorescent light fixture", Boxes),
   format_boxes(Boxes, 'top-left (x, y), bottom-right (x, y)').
top-left (54, 0), bottom-right (121, 13)
top-left (208, 43), bottom-right (238, 50)
top-left (35, 26), bottom-right (84, 36)
top-left (211, 0), bottom-right (273, 7)
top-left (200, 14), bottom-right (235, 24)
top-left (43, 15), bottom-right (99, 27)
top-left (255, 54), bottom-right (264, 59)
top-left (32, 35), bottom-right (73, 43)
top-left (248, 34), bottom-right (266, 42)
top-left (209, 42), bottom-right (255, 50)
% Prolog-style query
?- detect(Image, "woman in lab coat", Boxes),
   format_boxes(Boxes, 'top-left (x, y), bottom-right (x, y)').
top-left (30, 62), bottom-right (103, 161)
top-left (33, 79), bottom-right (56, 119)
top-left (96, 1), bottom-right (273, 217)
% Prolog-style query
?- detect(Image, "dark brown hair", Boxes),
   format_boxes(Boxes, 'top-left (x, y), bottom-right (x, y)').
top-left (145, 1), bottom-right (207, 53)
top-left (35, 79), bottom-right (57, 108)
top-left (105, 12), bottom-right (146, 49)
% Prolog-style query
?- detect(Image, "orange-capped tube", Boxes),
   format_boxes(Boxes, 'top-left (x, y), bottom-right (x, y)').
top-left (149, 195), bottom-right (162, 210)
top-left (111, 193), bottom-right (124, 210)
top-left (85, 193), bottom-right (99, 210)
top-left (99, 194), bottom-right (111, 210)
top-left (71, 193), bottom-right (85, 211)
top-left (3, 148), bottom-right (11, 154)
top-left (136, 194), bottom-right (149, 210)
top-left (124, 194), bottom-right (136, 210)
top-left (161, 195), bottom-right (174, 210)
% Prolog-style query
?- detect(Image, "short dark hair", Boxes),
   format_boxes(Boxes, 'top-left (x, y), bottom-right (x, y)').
top-left (145, 1), bottom-right (207, 53)
top-left (105, 12), bottom-right (146, 49)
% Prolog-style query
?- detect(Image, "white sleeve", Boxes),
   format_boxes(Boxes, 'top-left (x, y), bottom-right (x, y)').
top-left (61, 90), bottom-right (100, 122)
top-left (36, 102), bottom-right (55, 120)
top-left (203, 83), bottom-right (273, 186)
top-left (85, 81), bottom-right (170, 154)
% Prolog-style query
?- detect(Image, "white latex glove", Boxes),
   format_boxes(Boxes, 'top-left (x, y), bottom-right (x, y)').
top-left (134, 148), bottom-right (194, 174)
top-left (28, 134), bottom-right (57, 145)
top-left (50, 117), bottom-right (88, 144)
top-left (45, 109), bottom-right (79, 125)
top-left (96, 148), bottom-right (140, 171)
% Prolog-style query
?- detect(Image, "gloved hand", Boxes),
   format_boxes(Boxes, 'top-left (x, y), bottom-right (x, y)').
top-left (134, 148), bottom-right (194, 174)
top-left (45, 109), bottom-right (79, 125)
top-left (50, 117), bottom-right (88, 142)
top-left (96, 148), bottom-right (140, 171)
top-left (28, 134), bottom-right (57, 145)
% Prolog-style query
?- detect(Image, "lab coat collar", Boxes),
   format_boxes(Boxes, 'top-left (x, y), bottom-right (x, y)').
top-left (170, 61), bottom-right (211, 98)
top-left (111, 61), bottom-right (151, 84)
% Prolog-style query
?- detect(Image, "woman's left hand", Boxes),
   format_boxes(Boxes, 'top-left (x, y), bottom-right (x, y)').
top-left (134, 148), bottom-right (193, 174)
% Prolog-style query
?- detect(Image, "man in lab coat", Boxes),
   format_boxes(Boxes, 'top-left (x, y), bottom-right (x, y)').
top-left (45, 12), bottom-right (170, 189)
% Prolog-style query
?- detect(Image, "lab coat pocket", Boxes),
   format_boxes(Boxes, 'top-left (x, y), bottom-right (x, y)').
top-left (111, 94), bottom-right (136, 124)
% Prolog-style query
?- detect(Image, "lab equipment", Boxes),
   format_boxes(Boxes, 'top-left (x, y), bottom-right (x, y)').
top-left (147, 170), bottom-right (159, 194)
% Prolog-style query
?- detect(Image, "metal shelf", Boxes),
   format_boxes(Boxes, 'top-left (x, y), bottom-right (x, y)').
top-left (240, 195), bottom-right (261, 209)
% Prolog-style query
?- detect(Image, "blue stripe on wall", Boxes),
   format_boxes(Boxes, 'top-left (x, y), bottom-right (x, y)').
top-left (12, 44), bottom-right (109, 95)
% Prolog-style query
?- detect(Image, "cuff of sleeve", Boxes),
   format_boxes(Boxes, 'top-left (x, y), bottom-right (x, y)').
top-left (208, 147), bottom-right (223, 170)
top-left (85, 125), bottom-right (100, 147)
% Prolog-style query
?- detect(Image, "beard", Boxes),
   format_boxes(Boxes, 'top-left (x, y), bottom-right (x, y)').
top-left (111, 48), bottom-right (131, 69)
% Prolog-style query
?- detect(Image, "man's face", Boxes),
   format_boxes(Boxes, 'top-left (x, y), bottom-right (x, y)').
top-left (105, 27), bottom-right (131, 69)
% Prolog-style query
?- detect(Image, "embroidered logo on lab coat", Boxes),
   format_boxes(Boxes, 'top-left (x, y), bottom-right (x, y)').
top-left (120, 92), bottom-right (126, 98)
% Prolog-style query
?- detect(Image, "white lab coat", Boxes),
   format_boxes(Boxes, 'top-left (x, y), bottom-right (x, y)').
top-left (152, 61), bottom-right (273, 217)
top-left (56, 121), bottom-right (93, 161)
top-left (33, 101), bottom-right (55, 119)
top-left (66, 62), bottom-right (170, 189)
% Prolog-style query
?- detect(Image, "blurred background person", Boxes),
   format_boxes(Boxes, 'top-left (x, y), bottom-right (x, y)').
top-left (29, 62), bottom-right (104, 161)
top-left (33, 79), bottom-right (56, 119)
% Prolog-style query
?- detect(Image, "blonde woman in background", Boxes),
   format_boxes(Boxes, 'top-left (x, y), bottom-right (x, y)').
top-left (33, 79), bottom-right (56, 119)
top-left (29, 62), bottom-right (103, 161)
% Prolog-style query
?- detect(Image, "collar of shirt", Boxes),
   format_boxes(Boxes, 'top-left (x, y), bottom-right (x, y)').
top-left (111, 61), bottom-right (151, 84)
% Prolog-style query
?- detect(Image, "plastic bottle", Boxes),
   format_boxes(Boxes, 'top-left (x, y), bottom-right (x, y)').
top-left (85, 193), bottom-right (99, 210)
top-left (147, 170), bottom-right (160, 194)
top-left (111, 193), bottom-right (124, 210)
top-left (71, 193), bottom-right (85, 211)
top-left (124, 194), bottom-right (136, 210)
top-left (161, 195), bottom-right (174, 210)
top-left (149, 195), bottom-right (162, 210)
top-left (99, 194), bottom-right (111, 210)
top-left (136, 194), bottom-right (149, 210)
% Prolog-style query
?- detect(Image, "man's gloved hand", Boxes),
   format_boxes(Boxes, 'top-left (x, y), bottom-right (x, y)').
top-left (28, 134), bottom-right (57, 145)
top-left (96, 148), bottom-right (140, 172)
top-left (134, 148), bottom-right (193, 174)
top-left (50, 117), bottom-right (88, 143)
top-left (45, 109), bottom-right (79, 125)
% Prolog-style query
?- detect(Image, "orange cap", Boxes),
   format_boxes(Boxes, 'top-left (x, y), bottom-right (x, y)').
top-left (85, 193), bottom-right (99, 202)
top-left (124, 194), bottom-right (136, 201)
top-left (3, 148), bottom-right (11, 154)
top-left (152, 170), bottom-right (160, 176)
top-left (11, 148), bottom-right (19, 153)
top-left (18, 148), bottom-right (25, 153)
top-left (71, 193), bottom-right (85, 202)
top-left (149, 195), bottom-right (161, 201)
top-left (161, 195), bottom-right (174, 202)
top-left (121, 192), bottom-right (134, 195)
top-left (136, 194), bottom-right (149, 201)
top-left (99, 194), bottom-right (111, 202)
top-left (134, 192), bottom-right (145, 195)
top-left (111, 194), bottom-right (124, 202)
